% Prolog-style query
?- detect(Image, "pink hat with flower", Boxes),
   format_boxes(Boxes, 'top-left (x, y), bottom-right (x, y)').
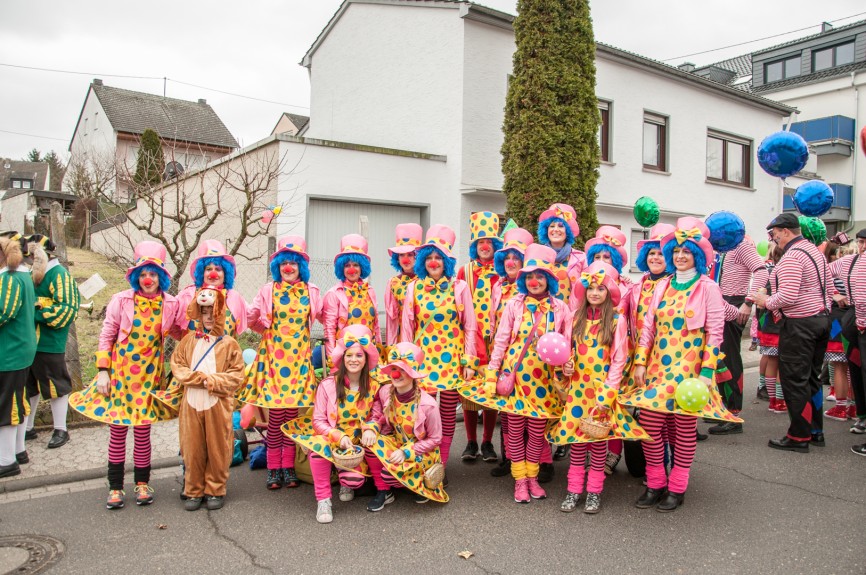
top-left (518, 243), bottom-right (557, 277)
top-left (333, 233), bottom-right (369, 264)
top-left (331, 324), bottom-right (380, 370)
top-left (270, 235), bottom-right (309, 262)
top-left (496, 227), bottom-right (533, 256)
top-left (538, 203), bottom-right (580, 237)
top-left (388, 223), bottom-right (423, 256)
top-left (421, 224), bottom-right (456, 259)
top-left (585, 225), bottom-right (629, 266)
top-left (573, 260), bottom-right (622, 307)
top-left (661, 217), bottom-right (714, 266)
top-left (126, 241), bottom-right (171, 281)
top-left (188, 239), bottom-right (236, 279)
top-left (383, 342), bottom-right (426, 380)
top-left (636, 223), bottom-right (676, 252)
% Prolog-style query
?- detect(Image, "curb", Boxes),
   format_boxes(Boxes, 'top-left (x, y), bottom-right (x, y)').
top-left (0, 456), bottom-right (179, 494)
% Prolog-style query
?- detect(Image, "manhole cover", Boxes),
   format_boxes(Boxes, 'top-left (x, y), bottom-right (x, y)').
top-left (0, 535), bottom-right (64, 574)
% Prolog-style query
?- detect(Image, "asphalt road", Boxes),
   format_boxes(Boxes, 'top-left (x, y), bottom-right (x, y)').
top-left (1, 369), bottom-right (864, 575)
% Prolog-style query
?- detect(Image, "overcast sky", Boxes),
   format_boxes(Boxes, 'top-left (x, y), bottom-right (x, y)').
top-left (1, 0), bottom-right (863, 161)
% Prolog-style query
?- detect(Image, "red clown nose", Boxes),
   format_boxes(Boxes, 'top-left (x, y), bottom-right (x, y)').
top-left (207, 272), bottom-right (219, 280)
top-left (528, 279), bottom-right (540, 288)
top-left (399, 256), bottom-right (413, 265)
top-left (141, 278), bottom-right (154, 288)
top-left (428, 261), bottom-right (441, 269)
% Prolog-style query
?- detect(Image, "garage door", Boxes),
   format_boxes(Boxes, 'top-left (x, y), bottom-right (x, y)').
top-left (307, 199), bottom-right (423, 338)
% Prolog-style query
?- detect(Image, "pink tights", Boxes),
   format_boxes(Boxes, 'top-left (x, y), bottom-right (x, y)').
top-left (267, 408), bottom-right (298, 470)
top-left (309, 451), bottom-right (386, 501)
top-left (567, 441), bottom-right (607, 494)
top-left (639, 410), bottom-right (697, 493)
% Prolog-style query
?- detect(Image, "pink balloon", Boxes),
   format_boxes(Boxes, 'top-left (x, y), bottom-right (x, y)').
top-left (861, 125), bottom-right (866, 159)
top-left (261, 210), bottom-right (274, 224)
top-left (536, 332), bottom-right (571, 366)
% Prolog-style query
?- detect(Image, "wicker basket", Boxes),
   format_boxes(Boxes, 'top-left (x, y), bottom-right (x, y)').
top-left (423, 462), bottom-right (445, 489)
top-left (333, 446), bottom-right (364, 470)
top-left (579, 417), bottom-right (612, 440)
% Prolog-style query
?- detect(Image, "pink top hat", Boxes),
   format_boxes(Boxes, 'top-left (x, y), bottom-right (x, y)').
top-left (126, 240), bottom-right (171, 281)
top-left (332, 324), bottom-right (379, 370)
top-left (585, 225), bottom-right (629, 266)
top-left (383, 342), bottom-right (427, 380)
top-left (574, 260), bottom-right (622, 307)
top-left (661, 217), bottom-right (714, 268)
top-left (388, 223), bottom-right (423, 256)
top-left (496, 227), bottom-right (534, 256)
top-left (188, 239), bottom-right (237, 279)
top-left (270, 235), bottom-right (310, 262)
top-left (637, 223), bottom-right (676, 252)
top-left (538, 203), bottom-right (580, 238)
top-left (518, 243), bottom-right (557, 278)
top-left (333, 233), bottom-right (370, 264)
top-left (421, 224), bottom-right (456, 259)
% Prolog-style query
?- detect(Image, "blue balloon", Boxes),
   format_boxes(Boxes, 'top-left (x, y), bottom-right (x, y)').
top-left (757, 131), bottom-right (809, 178)
top-left (793, 180), bottom-right (834, 217)
top-left (705, 211), bottom-right (745, 253)
top-left (242, 348), bottom-right (256, 366)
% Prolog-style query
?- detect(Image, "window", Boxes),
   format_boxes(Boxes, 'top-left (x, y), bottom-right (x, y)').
top-left (706, 131), bottom-right (751, 187)
top-left (813, 42), bottom-right (855, 72)
top-left (12, 180), bottom-right (21, 189)
top-left (643, 112), bottom-right (667, 171)
top-left (598, 100), bottom-right (611, 162)
top-left (765, 55), bottom-right (801, 83)
top-left (22, 180), bottom-right (32, 189)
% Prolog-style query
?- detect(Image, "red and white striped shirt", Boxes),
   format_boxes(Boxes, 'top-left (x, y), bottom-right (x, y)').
top-left (719, 239), bottom-right (769, 297)
top-left (765, 237), bottom-right (832, 320)
top-left (851, 254), bottom-right (866, 330)
top-left (829, 254), bottom-right (859, 304)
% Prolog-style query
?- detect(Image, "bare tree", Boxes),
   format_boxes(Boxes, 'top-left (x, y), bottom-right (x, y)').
top-left (64, 152), bottom-right (118, 249)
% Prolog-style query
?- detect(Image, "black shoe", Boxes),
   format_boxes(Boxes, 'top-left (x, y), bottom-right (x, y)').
top-left (537, 462), bottom-right (554, 484)
top-left (768, 437), bottom-right (809, 452)
top-left (480, 441), bottom-right (497, 463)
top-left (24, 429), bottom-right (37, 441)
top-left (851, 443), bottom-right (866, 456)
top-left (810, 433), bottom-right (826, 447)
top-left (412, 492), bottom-right (429, 504)
top-left (553, 445), bottom-right (568, 460)
top-left (756, 386), bottom-right (770, 401)
top-left (206, 496), bottom-right (224, 511)
top-left (696, 430), bottom-right (708, 442)
top-left (490, 459), bottom-right (511, 478)
top-left (635, 487), bottom-right (666, 509)
top-left (461, 440), bottom-right (479, 461)
top-left (708, 422), bottom-right (743, 435)
top-left (366, 490), bottom-right (395, 512)
top-left (47, 429), bottom-right (70, 449)
top-left (0, 462), bottom-right (21, 479)
top-left (266, 469), bottom-right (283, 490)
top-left (184, 497), bottom-right (203, 511)
top-left (15, 451), bottom-right (29, 464)
top-left (282, 467), bottom-right (300, 488)
top-left (656, 491), bottom-right (685, 512)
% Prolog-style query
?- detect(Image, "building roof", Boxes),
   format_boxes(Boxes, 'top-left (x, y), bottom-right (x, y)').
top-left (694, 54), bottom-right (753, 92)
top-left (272, 112), bottom-right (310, 135)
top-left (753, 60), bottom-right (866, 94)
top-left (70, 81), bottom-right (239, 150)
top-left (0, 160), bottom-right (49, 190)
top-left (2, 188), bottom-right (75, 202)
top-left (751, 19), bottom-right (866, 57)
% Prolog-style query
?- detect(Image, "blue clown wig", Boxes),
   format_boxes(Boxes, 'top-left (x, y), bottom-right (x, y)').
top-left (389, 252), bottom-right (419, 274)
top-left (636, 241), bottom-right (662, 273)
top-left (270, 251), bottom-right (310, 283)
top-left (586, 244), bottom-right (624, 274)
top-left (414, 245), bottom-right (456, 280)
top-left (129, 263), bottom-right (171, 292)
top-left (662, 240), bottom-right (708, 275)
top-left (493, 248), bottom-right (523, 278)
top-left (335, 253), bottom-right (371, 281)
top-left (516, 270), bottom-right (560, 297)
top-left (469, 237), bottom-right (504, 261)
top-left (537, 217), bottom-right (575, 248)
top-left (193, 256), bottom-right (235, 290)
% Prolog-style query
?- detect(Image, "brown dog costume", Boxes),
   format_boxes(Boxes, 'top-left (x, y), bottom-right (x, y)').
top-left (170, 288), bottom-right (245, 498)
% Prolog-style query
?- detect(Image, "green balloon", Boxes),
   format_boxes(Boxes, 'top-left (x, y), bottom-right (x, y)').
top-left (797, 215), bottom-right (826, 246)
top-left (675, 378), bottom-right (711, 412)
top-left (756, 239), bottom-right (769, 258)
top-left (633, 196), bottom-right (660, 228)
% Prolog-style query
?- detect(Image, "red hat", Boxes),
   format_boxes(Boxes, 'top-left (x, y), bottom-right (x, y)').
top-left (270, 235), bottom-right (310, 262)
top-left (421, 224), bottom-right (456, 259)
top-left (539, 203), bottom-right (580, 237)
top-left (334, 234), bottom-right (370, 264)
top-left (188, 239), bottom-right (236, 279)
top-left (585, 225), bottom-right (629, 266)
top-left (573, 261), bottom-right (621, 307)
top-left (661, 217), bottom-right (714, 267)
top-left (388, 223), bottom-right (423, 256)
top-left (126, 241), bottom-right (171, 281)
top-left (636, 223), bottom-right (676, 252)
top-left (331, 324), bottom-right (379, 370)
top-left (383, 342), bottom-right (426, 380)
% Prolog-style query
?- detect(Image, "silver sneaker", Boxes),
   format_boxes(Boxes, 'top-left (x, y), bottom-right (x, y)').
top-left (604, 451), bottom-right (621, 476)
top-left (584, 492), bottom-right (601, 514)
top-left (339, 486), bottom-right (355, 502)
top-left (560, 491), bottom-right (581, 513)
top-left (316, 499), bottom-right (333, 524)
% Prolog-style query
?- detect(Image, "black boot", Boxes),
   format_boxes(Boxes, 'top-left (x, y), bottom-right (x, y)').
top-left (107, 462), bottom-right (125, 491)
top-left (656, 491), bottom-right (685, 512)
top-left (490, 458), bottom-right (511, 477)
top-left (635, 486), bottom-right (666, 509)
top-left (537, 462), bottom-right (554, 484)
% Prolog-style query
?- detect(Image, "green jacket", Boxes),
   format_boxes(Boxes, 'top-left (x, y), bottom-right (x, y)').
top-left (34, 261), bottom-right (80, 353)
top-left (0, 268), bottom-right (37, 371)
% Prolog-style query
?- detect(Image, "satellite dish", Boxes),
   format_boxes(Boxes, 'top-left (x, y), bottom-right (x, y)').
top-left (163, 161), bottom-right (184, 180)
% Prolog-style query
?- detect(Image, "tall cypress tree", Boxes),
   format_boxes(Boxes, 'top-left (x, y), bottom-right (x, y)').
top-left (501, 0), bottom-right (600, 245)
top-left (133, 128), bottom-right (165, 188)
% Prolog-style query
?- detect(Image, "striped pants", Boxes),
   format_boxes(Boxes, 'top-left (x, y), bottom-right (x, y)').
top-left (639, 410), bottom-right (697, 493)
top-left (567, 441), bottom-right (607, 494)
top-left (505, 413), bottom-right (547, 479)
top-left (266, 408), bottom-right (298, 470)
top-left (107, 424), bottom-right (151, 489)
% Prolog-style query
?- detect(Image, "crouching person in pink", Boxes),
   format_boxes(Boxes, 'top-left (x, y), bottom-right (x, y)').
top-left (370, 342), bottom-right (448, 505)
top-left (282, 325), bottom-right (389, 524)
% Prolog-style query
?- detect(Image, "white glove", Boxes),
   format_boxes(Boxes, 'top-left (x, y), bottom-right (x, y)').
top-left (96, 370), bottom-right (111, 396)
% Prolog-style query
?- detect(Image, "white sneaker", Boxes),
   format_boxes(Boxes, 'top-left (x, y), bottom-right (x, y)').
top-left (316, 499), bottom-right (333, 524)
top-left (339, 485), bottom-right (355, 502)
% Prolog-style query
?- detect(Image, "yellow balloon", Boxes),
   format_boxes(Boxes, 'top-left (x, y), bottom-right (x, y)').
top-left (272, 206), bottom-right (282, 216)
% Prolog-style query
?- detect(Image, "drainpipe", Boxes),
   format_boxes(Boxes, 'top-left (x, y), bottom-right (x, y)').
top-left (848, 71), bottom-right (859, 233)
